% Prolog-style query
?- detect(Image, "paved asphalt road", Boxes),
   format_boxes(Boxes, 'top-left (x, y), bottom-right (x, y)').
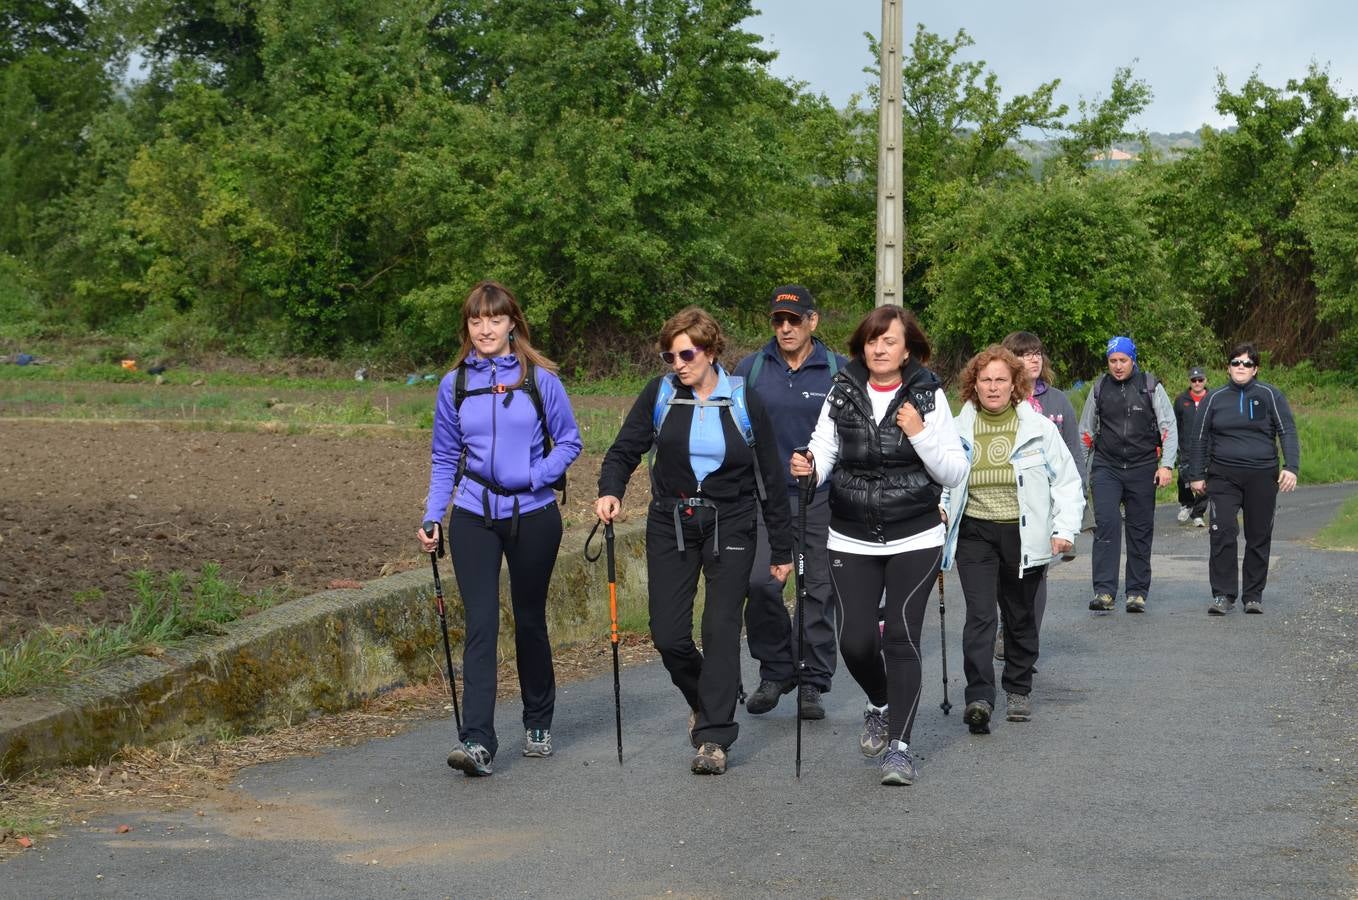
top-left (7, 485), bottom-right (1357, 899)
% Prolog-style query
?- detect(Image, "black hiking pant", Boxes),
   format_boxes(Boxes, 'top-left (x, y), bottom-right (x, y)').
top-left (957, 517), bottom-right (1044, 704)
top-left (828, 544), bottom-right (940, 747)
top-left (1207, 465), bottom-right (1279, 605)
top-left (646, 498), bottom-right (758, 750)
top-left (745, 489), bottom-right (836, 691)
top-left (1091, 461), bottom-right (1158, 599)
top-left (449, 503), bottom-right (561, 758)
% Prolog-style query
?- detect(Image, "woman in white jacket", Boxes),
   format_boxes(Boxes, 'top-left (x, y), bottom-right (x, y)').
top-left (941, 346), bottom-right (1084, 734)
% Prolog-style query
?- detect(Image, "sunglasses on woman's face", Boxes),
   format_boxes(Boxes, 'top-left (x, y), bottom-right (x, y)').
top-left (660, 347), bottom-right (706, 365)
top-left (1228, 359), bottom-right (1258, 369)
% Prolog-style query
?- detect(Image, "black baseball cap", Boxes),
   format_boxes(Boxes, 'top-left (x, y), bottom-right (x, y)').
top-left (1188, 367), bottom-right (1207, 380)
top-left (769, 284), bottom-right (816, 317)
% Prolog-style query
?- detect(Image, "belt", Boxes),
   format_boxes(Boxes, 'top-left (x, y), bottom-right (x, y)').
top-left (672, 497), bottom-right (722, 558)
top-left (462, 470), bottom-right (522, 541)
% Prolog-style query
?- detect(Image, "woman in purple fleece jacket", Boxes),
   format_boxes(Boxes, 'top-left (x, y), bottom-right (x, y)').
top-left (416, 281), bottom-right (582, 777)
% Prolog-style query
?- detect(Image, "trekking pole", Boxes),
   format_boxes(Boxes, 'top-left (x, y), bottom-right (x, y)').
top-left (586, 518), bottom-right (624, 764)
top-left (424, 521), bottom-right (461, 731)
top-left (937, 571), bottom-right (952, 715)
top-left (793, 447), bottom-right (814, 778)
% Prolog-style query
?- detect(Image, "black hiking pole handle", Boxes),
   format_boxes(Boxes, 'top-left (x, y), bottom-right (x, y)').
top-left (425, 521), bottom-right (462, 731)
top-left (937, 570), bottom-right (952, 716)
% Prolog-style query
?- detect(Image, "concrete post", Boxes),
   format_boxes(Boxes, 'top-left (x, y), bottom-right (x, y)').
top-left (876, 0), bottom-right (904, 307)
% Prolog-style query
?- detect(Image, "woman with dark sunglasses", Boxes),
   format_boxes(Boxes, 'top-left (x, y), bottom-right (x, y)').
top-left (596, 307), bottom-right (793, 775)
top-left (1186, 343), bottom-right (1300, 615)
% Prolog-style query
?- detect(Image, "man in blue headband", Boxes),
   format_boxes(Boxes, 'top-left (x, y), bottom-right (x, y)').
top-left (1077, 336), bottom-right (1178, 613)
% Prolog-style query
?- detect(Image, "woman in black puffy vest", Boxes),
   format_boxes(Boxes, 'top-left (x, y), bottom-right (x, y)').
top-left (790, 306), bottom-right (968, 786)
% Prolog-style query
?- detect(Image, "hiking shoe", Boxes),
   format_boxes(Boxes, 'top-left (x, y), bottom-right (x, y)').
top-left (690, 742), bottom-right (726, 775)
top-left (963, 700), bottom-right (992, 735)
top-left (523, 728), bottom-right (552, 758)
top-left (879, 742), bottom-right (918, 786)
top-left (860, 705), bottom-right (889, 757)
top-left (1125, 594), bottom-right (1146, 613)
top-left (1177, 505), bottom-right (1191, 524)
top-left (1193, 516), bottom-right (1206, 528)
top-left (798, 684), bottom-right (826, 720)
top-left (994, 628), bottom-right (1006, 661)
top-left (745, 679), bottom-right (794, 715)
top-left (1208, 595), bottom-right (1234, 616)
top-left (1089, 593), bottom-right (1115, 611)
top-left (1005, 692), bottom-right (1032, 722)
top-left (1244, 599), bottom-right (1263, 614)
top-left (447, 740), bottom-right (493, 776)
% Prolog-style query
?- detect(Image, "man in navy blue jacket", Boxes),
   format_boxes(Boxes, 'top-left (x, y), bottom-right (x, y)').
top-left (733, 285), bottom-right (848, 719)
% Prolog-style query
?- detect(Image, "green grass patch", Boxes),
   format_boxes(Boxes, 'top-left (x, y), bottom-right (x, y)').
top-left (1313, 494), bottom-right (1358, 551)
top-left (0, 564), bottom-right (278, 698)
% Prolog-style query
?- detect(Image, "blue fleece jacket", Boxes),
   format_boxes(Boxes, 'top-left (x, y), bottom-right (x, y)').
top-left (732, 338), bottom-right (848, 493)
top-left (424, 353), bottom-right (582, 523)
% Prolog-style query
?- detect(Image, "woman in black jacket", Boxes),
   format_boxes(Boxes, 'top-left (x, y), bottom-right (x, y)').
top-left (790, 306), bottom-right (968, 785)
top-left (1187, 343), bottom-right (1300, 615)
top-left (596, 307), bottom-right (792, 775)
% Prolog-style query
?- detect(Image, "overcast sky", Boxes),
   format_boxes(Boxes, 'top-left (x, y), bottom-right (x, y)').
top-left (747, 1), bottom-right (1357, 133)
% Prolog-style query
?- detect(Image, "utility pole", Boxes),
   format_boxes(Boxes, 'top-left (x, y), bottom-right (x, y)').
top-left (876, 0), bottom-right (904, 307)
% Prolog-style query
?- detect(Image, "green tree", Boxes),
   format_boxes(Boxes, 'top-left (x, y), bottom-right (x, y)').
top-left (1297, 158), bottom-right (1358, 363)
top-left (923, 167), bottom-right (1207, 379)
top-left (1147, 65), bottom-right (1358, 362)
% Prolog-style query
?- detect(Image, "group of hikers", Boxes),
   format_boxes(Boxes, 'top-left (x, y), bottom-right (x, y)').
top-left (416, 280), bottom-right (1301, 786)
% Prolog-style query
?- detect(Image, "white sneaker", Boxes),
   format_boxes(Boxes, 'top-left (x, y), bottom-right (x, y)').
top-left (1177, 506), bottom-right (1191, 524)
top-left (1193, 517), bottom-right (1206, 528)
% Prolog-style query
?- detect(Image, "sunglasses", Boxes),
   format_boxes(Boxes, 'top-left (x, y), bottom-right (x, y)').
top-left (660, 347), bottom-right (706, 365)
top-left (1228, 359), bottom-right (1258, 369)
top-left (1190, 377), bottom-right (1205, 383)
top-left (770, 312), bottom-right (805, 328)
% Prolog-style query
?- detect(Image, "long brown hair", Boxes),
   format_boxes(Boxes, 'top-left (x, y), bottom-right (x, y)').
top-left (1001, 330), bottom-right (1055, 386)
top-left (847, 305), bottom-right (931, 365)
top-left (450, 281), bottom-right (558, 385)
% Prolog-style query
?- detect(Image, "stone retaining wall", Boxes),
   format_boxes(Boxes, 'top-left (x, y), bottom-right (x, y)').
top-left (0, 520), bottom-right (647, 776)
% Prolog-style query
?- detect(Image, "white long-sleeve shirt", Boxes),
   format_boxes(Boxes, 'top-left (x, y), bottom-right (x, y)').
top-left (806, 386), bottom-right (969, 555)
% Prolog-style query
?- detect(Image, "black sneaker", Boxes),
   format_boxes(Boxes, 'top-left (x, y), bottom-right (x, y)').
top-left (1089, 593), bottom-right (1115, 611)
top-left (798, 684), bottom-right (825, 720)
top-left (1243, 599), bottom-right (1263, 614)
top-left (963, 700), bottom-right (992, 735)
top-left (745, 679), bottom-right (794, 715)
top-left (1208, 595), bottom-right (1234, 616)
top-left (447, 740), bottom-right (493, 776)
top-left (1005, 691), bottom-right (1031, 722)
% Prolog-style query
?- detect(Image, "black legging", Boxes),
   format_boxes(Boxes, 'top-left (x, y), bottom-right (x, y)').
top-left (828, 544), bottom-right (941, 746)
top-left (448, 503), bottom-right (562, 759)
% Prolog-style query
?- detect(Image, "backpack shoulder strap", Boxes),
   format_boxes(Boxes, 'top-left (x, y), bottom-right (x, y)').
top-left (653, 373), bottom-right (678, 436)
top-left (827, 351), bottom-right (839, 377)
top-left (454, 365), bottom-right (467, 409)
top-left (749, 352), bottom-right (765, 387)
top-left (726, 377), bottom-right (755, 447)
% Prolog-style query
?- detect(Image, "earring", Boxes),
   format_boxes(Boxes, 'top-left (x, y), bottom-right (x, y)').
top-left (508, 331), bottom-right (516, 343)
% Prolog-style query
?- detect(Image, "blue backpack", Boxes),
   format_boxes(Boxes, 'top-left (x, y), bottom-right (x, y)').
top-left (651, 372), bottom-right (765, 501)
